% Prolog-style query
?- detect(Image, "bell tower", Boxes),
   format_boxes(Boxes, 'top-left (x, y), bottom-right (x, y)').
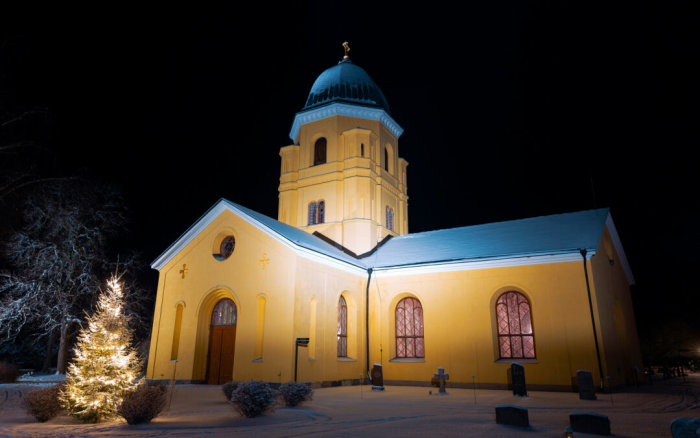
top-left (278, 44), bottom-right (408, 256)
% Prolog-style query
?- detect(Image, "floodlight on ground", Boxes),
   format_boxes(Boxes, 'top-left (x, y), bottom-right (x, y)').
top-left (565, 426), bottom-right (573, 437)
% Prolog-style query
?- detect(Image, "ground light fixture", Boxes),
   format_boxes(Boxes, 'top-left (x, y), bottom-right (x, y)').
top-left (565, 426), bottom-right (574, 437)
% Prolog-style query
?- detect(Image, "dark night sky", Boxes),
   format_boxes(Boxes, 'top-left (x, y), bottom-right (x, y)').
top-left (2, 3), bottom-right (699, 345)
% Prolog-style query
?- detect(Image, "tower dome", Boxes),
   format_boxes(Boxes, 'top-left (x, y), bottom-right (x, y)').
top-left (302, 59), bottom-right (391, 114)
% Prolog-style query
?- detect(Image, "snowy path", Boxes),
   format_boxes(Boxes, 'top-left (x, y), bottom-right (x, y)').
top-left (1, 374), bottom-right (698, 437)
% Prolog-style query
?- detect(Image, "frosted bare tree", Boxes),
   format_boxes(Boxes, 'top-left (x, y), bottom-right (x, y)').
top-left (0, 181), bottom-right (147, 374)
top-left (0, 109), bottom-right (77, 203)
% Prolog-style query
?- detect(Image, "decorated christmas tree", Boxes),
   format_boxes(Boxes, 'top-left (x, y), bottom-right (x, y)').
top-left (62, 275), bottom-right (141, 422)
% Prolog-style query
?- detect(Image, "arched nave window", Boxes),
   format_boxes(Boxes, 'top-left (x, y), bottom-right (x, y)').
top-left (314, 137), bottom-right (327, 166)
top-left (308, 200), bottom-right (325, 225)
top-left (337, 295), bottom-right (347, 357)
top-left (495, 291), bottom-right (535, 359)
top-left (395, 297), bottom-right (424, 358)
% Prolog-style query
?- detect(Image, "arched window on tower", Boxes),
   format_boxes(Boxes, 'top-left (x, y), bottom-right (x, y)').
top-left (495, 291), bottom-right (535, 359)
top-left (317, 200), bottom-right (325, 224)
top-left (337, 295), bottom-right (347, 357)
top-left (308, 201), bottom-right (317, 226)
top-left (395, 297), bottom-right (424, 358)
top-left (384, 147), bottom-right (389, 172)
top-left (386, 206), bottom-right (394, 231)
top-left (307, 200), bottom-right (325, 225)
top-left (314, 137), bottom-right (327, 166)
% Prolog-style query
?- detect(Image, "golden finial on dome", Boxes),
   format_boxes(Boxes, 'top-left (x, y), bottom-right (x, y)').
top-left (342, 41), bottom-right (350, 60)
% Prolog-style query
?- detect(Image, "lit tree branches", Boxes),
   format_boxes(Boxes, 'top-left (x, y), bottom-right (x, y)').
top-left (61, 275), bottom-right (141, 422)
top-left (0, 181), bottom-right (145, 373)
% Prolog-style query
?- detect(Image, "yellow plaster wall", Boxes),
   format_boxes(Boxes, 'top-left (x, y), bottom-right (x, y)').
top-left (368, 262), bottom-right (604, 389)
top-left (590, 226), bottom-right (643, 385)
top-left (278, 115), bottom-right (408, 255)
top-left (147, 210), bottom-right (300, 383)
top-left (146, 212), bottom-right (639, 391)
top-left (290, 259), bottom-right (366, 383)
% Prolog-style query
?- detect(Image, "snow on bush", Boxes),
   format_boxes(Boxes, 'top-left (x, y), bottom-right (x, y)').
top-left (117, 383), bottom-right (167, 425)
top-left (0, 361), bottom-right (19, 383)
top-left (279, 382), bottom-right (313, 407)
top-left (222, 381), bottom-right (238, 401)
top-left (230, 380), bottom-right (277, 417)
top-left (24, 383), bottom-right (66, 422)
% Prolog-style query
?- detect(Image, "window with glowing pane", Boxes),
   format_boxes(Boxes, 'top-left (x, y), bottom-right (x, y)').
top-left (496, 291), bottom-right (535, 359)
top-left (395, 297), bottom-right (424, 358)
top-left (211, 299), bottom-right (237, 326)
top-left (337, 296), bottom-right (347, 357)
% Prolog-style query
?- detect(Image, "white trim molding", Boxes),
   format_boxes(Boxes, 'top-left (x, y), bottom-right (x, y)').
top-left (151, 199), bottom-right (366, 276)
top-left (289, 103), bottom-right (404, 142)
top-left (372, 251), bottom-right (596, 278)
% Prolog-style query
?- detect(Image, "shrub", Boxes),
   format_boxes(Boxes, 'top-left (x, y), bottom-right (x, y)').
top-left (145, 379), bottom-right (169, 395)
top-left (0, 361), bottom-right (19, 383)
top-left (222, 381), bottom-right (238, 401)
top-left (279, 382), bottom-right (313, 407)
top-left (117, 384), bottom-right (167, 425)
top-left (230, 380), bottom-right (277, 417)
top-left (24, 383), bottom-right (66, 422)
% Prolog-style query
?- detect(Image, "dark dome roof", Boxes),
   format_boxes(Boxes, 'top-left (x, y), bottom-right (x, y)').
top-left (302, 59), bottom-right (390, 114)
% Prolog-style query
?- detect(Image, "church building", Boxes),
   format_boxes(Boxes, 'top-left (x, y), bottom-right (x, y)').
top-left (146, 46), bottom-right (642, 391)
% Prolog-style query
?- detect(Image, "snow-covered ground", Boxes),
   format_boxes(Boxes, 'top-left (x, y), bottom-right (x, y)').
top-left (1, 374), bottom-right (698, 437)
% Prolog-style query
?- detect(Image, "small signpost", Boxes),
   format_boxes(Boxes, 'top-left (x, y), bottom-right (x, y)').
top-left (294, 337), bottom-right (309, 382)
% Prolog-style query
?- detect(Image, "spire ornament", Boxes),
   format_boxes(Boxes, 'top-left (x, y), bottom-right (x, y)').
top-left (342, 41), bottom-right (350, 60)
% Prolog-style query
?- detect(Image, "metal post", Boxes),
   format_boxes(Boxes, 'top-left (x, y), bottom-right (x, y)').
top-left (294, 338), bottom-right (309, 383)
top-left (472, 375), bottom-right (477, 405)
top-left (168, 360), bottom-right (177, 410)
top-left (294, 343), bottom-right (299, 382)
top-left (581, 249), bottom-right (605, 390)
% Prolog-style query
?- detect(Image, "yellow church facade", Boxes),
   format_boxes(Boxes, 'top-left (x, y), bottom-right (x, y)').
top-left (146, 50), bottom-right (641, 392)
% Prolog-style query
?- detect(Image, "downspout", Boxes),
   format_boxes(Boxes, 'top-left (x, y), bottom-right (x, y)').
top-left (365, 267), bottom-right (373, 379)
top-left (581, 249), bottom-right (605, 390)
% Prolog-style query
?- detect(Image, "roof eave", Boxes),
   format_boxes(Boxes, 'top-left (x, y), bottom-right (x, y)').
top-left (289, 102), bottom-right (403, 143)
top-left (605, 213), bottom-right (635, 285)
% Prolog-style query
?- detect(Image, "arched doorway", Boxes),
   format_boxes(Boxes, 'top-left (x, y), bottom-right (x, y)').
top-left (206, 298), bottom-right (237, 384)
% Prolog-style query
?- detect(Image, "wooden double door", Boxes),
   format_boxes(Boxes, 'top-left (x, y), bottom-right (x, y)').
top-left (206, 298), bottom-right (238, 384)
top-left (207, 324), bottom-right (236, 384)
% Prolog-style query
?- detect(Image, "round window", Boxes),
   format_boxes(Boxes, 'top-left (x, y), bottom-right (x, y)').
top-left (219, 236), bottom-right (235, 259)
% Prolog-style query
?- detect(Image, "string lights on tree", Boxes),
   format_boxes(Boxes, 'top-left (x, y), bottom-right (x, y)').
top-left (61, 275), bottom-right (141, 422)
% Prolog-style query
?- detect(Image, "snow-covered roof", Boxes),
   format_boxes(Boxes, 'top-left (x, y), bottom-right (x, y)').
top-left (150, 199), bottom-right (366, 274)
top-left (152, 201), bottom-right (633, 284)
top-left (372, 208), bottom-right (609, 267)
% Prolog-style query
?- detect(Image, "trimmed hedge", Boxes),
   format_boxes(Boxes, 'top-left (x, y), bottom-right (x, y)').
top-left (222, 381), bottom-right (238, 401)
top-left (230, 380), bottom-right (277, 417)
top-left (279, 382), bottom-right (313, 407)
top-left (0, 361), bottom-right (19, 383)
top-left (117, 383), bottom-right (167, 425)
top-left (24, 383), bottom-right (65, 422)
